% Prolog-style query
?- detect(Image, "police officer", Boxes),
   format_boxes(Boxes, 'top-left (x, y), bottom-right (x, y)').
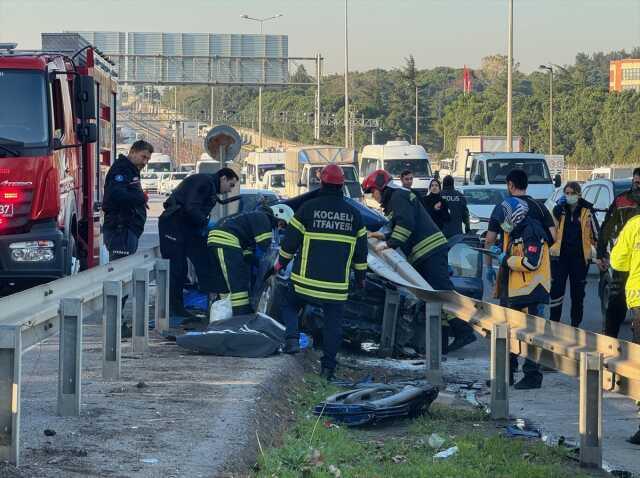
top-left (549, 182), bottom-right (598, 327)
top-left (102, 140), bottom-right (153, 260)
top-left (277, 164), bottom-right (368, 379)
top-left (490, 197), bottom-right (551, 389)
top-left (597, 168), bottom-right (640, 338)
top-left (208, 204), bottom-right (294, 316)
top-left (159, 168), bottom-right (239, 318)
top-left (441, 175), bottom-right (471, 238)
top-left (362, 169), bottom-right (476, 351)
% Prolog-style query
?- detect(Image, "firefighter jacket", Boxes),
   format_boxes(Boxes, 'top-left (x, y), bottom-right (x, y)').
top-left (597, 190), bottom-right (640, 259)
top-left (207, 211), bottom-right (273, 253)
top-left (550, 199), bottom-right (598, 264)
top-left (381, 186), bottom-right (448, 264)
top-left (496, 217), bottom-right (551, 309)
top-left (610, 215), bottom-right (640, 309)
top-left (102, 155), bottom-right (147, 237)
top-left (278, 187), bottom-right (368, 302)
top-left (161, 173), bottom-right (219, 230)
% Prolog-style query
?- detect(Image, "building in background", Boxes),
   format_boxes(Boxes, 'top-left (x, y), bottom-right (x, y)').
top-left (609, 59), bottom-right (640, 92)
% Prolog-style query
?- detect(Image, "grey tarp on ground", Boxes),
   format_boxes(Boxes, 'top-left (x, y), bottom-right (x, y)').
top-left (176, 313), bottom-right (285, 358)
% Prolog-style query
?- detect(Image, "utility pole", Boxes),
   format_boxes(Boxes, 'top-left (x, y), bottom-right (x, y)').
top-left (506, 0), bottom-right (513, 152)
top-left (344, 0), bottom-right (350, 148)
top-left (539, 64), bottom-right (554, 155)
top-left (315, 53), bottom-right (321, 142)
top-left (210, 87), bottom-right (214, 126)
top-left (258, 86), bottom-right (263, 148)
top-left (415, 85), bottom-right (419, 145)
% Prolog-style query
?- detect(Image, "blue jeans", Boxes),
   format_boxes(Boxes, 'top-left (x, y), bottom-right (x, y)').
top-left (281, 287), bottom-right (344, 371)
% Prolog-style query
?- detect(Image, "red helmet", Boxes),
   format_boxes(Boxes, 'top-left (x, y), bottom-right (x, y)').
top-left (362, 170), bottom-right (392, 193)
top-left (320, 164), bottom-right (345, 186)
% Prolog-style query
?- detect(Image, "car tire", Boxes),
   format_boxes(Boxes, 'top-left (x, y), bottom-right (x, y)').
top-left (600, 274), bottom-right (610, 327)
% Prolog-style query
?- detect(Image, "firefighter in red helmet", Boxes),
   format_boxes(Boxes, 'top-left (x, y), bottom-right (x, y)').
top-left (277, 164), bottom-right (368, 379)
top-left (362, 170), bottom-right (476, 352)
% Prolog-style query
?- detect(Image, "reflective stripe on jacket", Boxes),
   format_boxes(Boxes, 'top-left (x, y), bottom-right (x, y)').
top-left (278, 188), bottom-right (367, 302)
top-left (610, 215), bottom-right (640, 309)
top-left (207, 211), bottom-right (273, 252)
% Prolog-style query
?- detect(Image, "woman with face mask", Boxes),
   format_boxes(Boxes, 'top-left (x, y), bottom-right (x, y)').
top-left (548, 182), bottom-right (599, 327)
top-left (422, 178), bottom-right (451, 231)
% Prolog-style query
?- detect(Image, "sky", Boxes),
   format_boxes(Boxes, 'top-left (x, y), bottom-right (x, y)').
top-left (0, 0), bottom-right (638, 74)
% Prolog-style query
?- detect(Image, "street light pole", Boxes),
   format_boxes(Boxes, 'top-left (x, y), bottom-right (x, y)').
top-left (539, 64), bottom-right (554, 155)
top-left (344, 0), bottom-right (350, 148)
top-left (506, 0), bottom-right (513, 152)
top-left (415, 85), bottom-right (419, 145)
top-left (240, 12), bottom-right (284, 149)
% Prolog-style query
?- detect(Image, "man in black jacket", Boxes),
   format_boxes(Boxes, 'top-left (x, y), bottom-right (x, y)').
top-left (102, 140), bottom-right (153, 260)
top-left (159, 168), bottom-right (238, 317)
top-left (441, 175), bottom-right (470, 238)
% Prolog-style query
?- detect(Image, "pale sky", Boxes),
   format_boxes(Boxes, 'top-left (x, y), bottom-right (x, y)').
top-left (1, 0), bottom-right (638, 73)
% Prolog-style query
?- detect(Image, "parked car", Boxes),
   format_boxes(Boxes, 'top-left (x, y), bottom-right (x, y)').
top-left (459, 185), bottom-right (509, 237)
top-left (544, 185), bottom-right (564, 216)
top-left (158, 171), bottom-right (190, 195)
top-left (580, 179), bottom-right (633, 321)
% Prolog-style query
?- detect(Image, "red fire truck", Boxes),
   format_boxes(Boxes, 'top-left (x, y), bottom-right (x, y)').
top-left (0, 33), bottom-right (117, 286)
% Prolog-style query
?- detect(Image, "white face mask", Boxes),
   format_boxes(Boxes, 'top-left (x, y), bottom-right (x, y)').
top-left (501, 222), bottom-right (514, 233)
top-left (566, 195), bottom-right (578, 205)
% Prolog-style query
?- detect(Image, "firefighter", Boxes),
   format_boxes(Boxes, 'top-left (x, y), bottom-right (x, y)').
top-left (159, 168), bottom-right (239, 318)
top-left (549, 182), bottom-right (598, 326)
top-left (208, 204), bottom-right (294, 316)
top-left (491, 197), bottom-right (551, 389)
top-left (102, 140), bottom-right (153, 260)
top-left (277, 164), bottom-right (368, 379)
top-left (441, 175), bottom-right (471, 238)
top-left (596, 168), bottom-right (640, 338)
top-left (609, 214), bottom-right (640, 444)
top-left (362, 169), bottom-right (476, 352)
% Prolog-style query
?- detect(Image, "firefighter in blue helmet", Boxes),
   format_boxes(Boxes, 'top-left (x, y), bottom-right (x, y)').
top-left (490, 196), bottom-right (551, 390)
top-left (362, 169), bottom-right (476, 352)
top-left (208, 204), bottom-right (294, 316)
top-left (277, 164), bottom-right (368, 380)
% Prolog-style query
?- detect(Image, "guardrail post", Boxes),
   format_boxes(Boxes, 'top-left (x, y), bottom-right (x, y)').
top-left (132, 268), bottom-right (150, 353)
top-left (490, 323), bottom-right (509, 419)
top-left (379, 289), bottom-right (400, 357)
top-left (58, 298), bottom-right (82, 417)
top-left (579, 352), bottom-right (602, 468)
top-left (102, 281), bottom-right (122, 379)
top-left (154, 259), bottom-right (170, 333)
top-left (0, 326), bottom-right (21, 465)
top-left (425, 301), bottom-right (443, 386)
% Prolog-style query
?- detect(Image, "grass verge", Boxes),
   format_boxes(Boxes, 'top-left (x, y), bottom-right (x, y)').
top-left (254, 374), bottom-right (595, 478)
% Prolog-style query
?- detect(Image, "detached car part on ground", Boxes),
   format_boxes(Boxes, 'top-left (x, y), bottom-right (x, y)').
top-left (253, 197), bottom-right (483, 356)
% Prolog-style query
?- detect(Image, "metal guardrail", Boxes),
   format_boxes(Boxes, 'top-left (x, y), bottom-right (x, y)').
top-left (367, 238), bottom-right (640, 469)
top-left (0, 247), bottom-right (169, 466)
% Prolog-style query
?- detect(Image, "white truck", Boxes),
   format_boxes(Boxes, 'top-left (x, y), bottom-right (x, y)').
top-left (245, 150), bottom-right (286, 189)
top-left (591, 166), bottom-right (635, 180)
top-left (261, 169), bottom-right (286, 197)
top-left (141, 153), bottom-right (174, 192)
top-left (360, 140), bottom-right (432, 195)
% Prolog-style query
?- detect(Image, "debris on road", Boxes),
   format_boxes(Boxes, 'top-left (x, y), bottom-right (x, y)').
top-left (43, 429), bottom-right (56, 437)
top-left (427, 433), bottom-right (446, 449)
top-left (433, 445), bottom-right (459, 459)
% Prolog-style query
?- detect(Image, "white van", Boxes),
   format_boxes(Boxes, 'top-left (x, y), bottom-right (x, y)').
top-left (360, 141), bottom-right (432, 194)
top-left (261, 170), bottom-right (286, 197)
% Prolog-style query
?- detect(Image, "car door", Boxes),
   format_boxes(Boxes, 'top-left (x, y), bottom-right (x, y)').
top-left (584, 185), bottom-right (605, 226)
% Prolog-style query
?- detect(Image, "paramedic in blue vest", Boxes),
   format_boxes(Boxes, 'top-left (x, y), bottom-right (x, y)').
top-left (549, 182), bottom-right (598, 327)
top-left (276, 164), bottom-right (368, 380)
top-left (489, 196), bottom-right (552, 390)
top-left (362, 169), bottom-right (476, 352)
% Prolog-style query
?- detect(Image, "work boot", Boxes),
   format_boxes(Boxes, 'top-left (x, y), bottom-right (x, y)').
top-left (447, 334), bottom-right (477, 353)
top-left (513, 373), bottom-right (542, 390)
top-left (284, 337), bottom-right (300, 354)
top-left (627, 428), bottom-right (640, 445)
top-left (320, 366), bottom-right (335, 381)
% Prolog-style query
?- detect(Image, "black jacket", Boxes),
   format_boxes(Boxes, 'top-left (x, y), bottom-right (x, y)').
top-left (441, 188), bottom-right (470, 238)
top-left (207, 211), bottom-right (273, 252)
top-left (161, 173), bottom-right (219, 230)
top-left (597, 190), bottom-right (640, 259)
top-left (382, 187), bottom-right (448, 264)
top-left (102, 155), bottom-right (147, 236)
top-left (421, 193), bottom-right (450, 231)
top-left (279, 187), bottom-right (368, 302)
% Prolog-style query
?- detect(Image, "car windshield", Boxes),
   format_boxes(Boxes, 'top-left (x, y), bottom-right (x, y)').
top-left (147, 163), bottom-right (171, 173)
top-left (173, 173), bottom-right (188, 180)
top-left (463, 188), bottom-right (508, 205)
top-left (309, 166), bottom-right (358, 183)
top-left (614, 181), bottom-right (632, 196)
top-left (385, 158), bottom-right (431, 177)
top-left (257, 164), bottom-right (283, 181)
top-left (270, 174), bottom-right (285, 188)
top-left (0, 70), bottom-right (49, 148)
top-left (486, 159), bottom-right (551, 184)
top-left (448, 243), bottom-right (481, 279)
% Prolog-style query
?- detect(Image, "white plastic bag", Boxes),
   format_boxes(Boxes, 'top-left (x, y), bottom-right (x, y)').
top-left (209, 296), bottom-right (232, 324)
